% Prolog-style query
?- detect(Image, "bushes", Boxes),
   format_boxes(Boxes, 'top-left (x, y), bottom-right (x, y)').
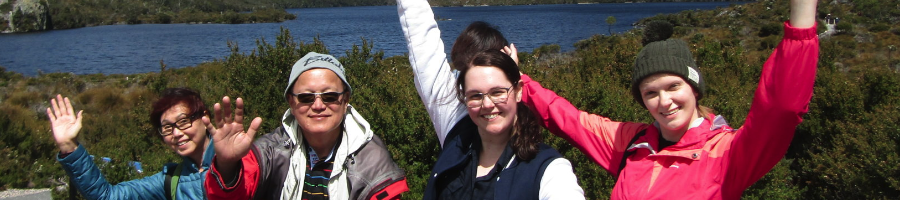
top-left (835, 21), bottom-right (853, 34)
top-left (758, 22), bottom-right (782, 37)
top-left (2, 1), bottom-right (899, 199)
top-left (46, 0), bottom-right (297, 30)
top-left (869, 23), bottom-right (891, 33)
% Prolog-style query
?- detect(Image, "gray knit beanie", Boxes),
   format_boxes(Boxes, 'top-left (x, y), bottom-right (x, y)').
top-left (630, 21), bottom-right (705, 108)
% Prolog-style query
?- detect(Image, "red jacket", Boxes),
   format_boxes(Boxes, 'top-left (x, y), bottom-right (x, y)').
top-left (521, 22), bottom-right (818, 199)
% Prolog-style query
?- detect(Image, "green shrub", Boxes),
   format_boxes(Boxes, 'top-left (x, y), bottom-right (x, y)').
top-left (532, 44), bottom-right (560, 59)
top-left (758, 22), bottom-right (782, 37)
top-left (836, 21), bottom-right (853, 34)
top-left (868, 23), bottom-right (890, 33)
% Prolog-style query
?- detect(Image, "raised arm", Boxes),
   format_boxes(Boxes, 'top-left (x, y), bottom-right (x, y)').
top-left (520, 75), bottom-right (648, 174)
top-left (47, 94), bottom-right (82, 155)
top-left (204, 96), bottom-right (263, 199)
top-left (57, 144), bottom-right (168, 200)
top-left (724, 0), bottom-right (819, 192)
top-left (397, 0), bottom-right (467, 146)
top-left (49, 95), bottom-right (165, 199)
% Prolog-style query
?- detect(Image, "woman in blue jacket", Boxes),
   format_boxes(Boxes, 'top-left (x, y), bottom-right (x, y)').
top-left (47, 88), bottom-right (214, 200)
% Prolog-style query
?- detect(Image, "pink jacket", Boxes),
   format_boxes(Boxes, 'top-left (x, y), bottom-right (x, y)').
top-left (521, 22), bottom-right (818, 199)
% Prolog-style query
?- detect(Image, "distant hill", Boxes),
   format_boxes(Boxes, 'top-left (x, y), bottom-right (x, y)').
top-left (1, 0), bottom-right (757, 33)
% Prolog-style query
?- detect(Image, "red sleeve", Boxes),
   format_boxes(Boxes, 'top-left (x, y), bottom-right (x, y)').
top-left (206, 149), bottom-right (260, 200)
top-left (367, 178), bottom-right (409, 200)
top-left (724, 21), bottom-right (819, 192)
top-left (521, 75), bottom-right (649, 174)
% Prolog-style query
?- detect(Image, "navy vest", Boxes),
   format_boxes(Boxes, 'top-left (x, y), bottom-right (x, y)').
top-left (423, 116), bottom-right (563, 200)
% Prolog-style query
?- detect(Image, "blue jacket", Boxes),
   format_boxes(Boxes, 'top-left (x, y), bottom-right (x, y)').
top-left (57, 140), bottom-right (214, 200)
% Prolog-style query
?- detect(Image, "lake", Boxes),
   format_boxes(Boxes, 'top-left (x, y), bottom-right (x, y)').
top-left (0, 2), bottom-right (748, 76)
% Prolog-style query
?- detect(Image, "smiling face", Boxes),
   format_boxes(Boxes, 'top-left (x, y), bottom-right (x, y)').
top-left (463, 66), bottom-right (520, 137)
top-left (159, 103), bottom-right (208, 160)
top-left (639, 73), bottom-right (700, 141)
top-left (288, 68), bottom-right (348, 140)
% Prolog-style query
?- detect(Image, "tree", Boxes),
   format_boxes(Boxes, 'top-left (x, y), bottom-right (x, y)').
top-left (606, 16), bottom-right (616, 35)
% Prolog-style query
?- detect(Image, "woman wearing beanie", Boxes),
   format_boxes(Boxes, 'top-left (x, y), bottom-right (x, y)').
top-left (519, 0), bottom-right (819, 198)
top-left (397, 0), bottom-right (584, 199)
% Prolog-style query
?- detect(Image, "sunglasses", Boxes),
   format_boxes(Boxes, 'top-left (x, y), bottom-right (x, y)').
top-left (288, 92), bottom-right (345, 104)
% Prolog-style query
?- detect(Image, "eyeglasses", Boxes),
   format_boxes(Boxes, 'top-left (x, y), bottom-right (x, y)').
top-left (464, 87), bottom-right (513, 108)
top-left (159, 113), bottom-right (201, 136)
top-left (289, 92), bottom-right (345, 104)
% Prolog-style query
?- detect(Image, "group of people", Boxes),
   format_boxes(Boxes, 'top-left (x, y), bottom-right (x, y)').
top-left (46, 0), bottom-right (820, 199)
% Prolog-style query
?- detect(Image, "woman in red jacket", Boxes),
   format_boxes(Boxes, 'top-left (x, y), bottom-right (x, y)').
top-left (519, 0), bottom-right (819, 198)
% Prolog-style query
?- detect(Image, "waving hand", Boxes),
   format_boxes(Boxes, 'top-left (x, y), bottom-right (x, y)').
top-left (46, 94), bottom-right (83, 154)
top-left (203, 96), bottom-right (263, 177)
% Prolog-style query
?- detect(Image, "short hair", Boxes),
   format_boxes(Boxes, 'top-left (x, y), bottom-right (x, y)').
top-left (149, 88), bottom-right (209, 132)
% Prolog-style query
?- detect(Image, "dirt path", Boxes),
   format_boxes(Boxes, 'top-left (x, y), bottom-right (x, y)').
top-left (0, 189), bottom-right (51, 200)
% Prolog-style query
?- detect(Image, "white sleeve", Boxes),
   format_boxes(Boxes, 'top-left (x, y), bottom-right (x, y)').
top-left (540, 158), bottom-right (586, 200)
top-left (397, 0), bottom-right (468, 147)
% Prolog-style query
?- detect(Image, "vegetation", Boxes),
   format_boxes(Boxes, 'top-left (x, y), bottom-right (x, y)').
top-left (606, 16), bottom-right (616, 35)
top-left (47, 0), bottom-right (297, 30)
top-left (424, 0), bottom-right (750, 7)
top-left (1, 0), bottom-right (899, 199)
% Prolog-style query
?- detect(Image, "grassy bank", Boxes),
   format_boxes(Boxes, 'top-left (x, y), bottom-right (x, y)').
top-left (1, 0), bottom-right (899, 199)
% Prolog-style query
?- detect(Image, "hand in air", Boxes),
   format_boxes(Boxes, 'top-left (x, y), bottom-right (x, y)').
top-left (501, 43), bottom-right (520, 65)
top-left (46, 94), bottom-right (83, 154)
top-left (204, 96), bottom-right (263, 170)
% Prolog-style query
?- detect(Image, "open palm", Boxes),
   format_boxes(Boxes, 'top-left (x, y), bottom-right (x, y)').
top-left (46, 94), bottom-right (83, 153)
top-left (204, 96), bottom-right (262, 171)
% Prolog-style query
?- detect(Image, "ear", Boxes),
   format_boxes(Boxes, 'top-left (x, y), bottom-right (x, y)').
top-left (515, 80), bottom-right (524, 103)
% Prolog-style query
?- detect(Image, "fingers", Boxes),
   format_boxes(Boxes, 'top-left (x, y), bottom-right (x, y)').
top-left (222, 96), bottom-right (232, 124)
top-left (213, 102), bottom-right (223, 128)
top-left (246, 117), bottom-right (264, 136)
top-left (57, 95), bottom-right (68, 116)
top-left (506, 43), bottom-right (520, 65)
top-left (64, 97), bottom-right (75, 117)
top-left (234, 97), bottom-right (245, 125)
top-left (51, 95), bottom-right (61, 118)
top-left (202, 116), bottom-right (217, 136)
top-left (46, 108), bottom-right (56, 122)
top-left (75, 110), bottom-right (83, 125)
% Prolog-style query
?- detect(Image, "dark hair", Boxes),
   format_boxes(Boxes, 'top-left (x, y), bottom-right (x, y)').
top-left (450, 21), bottom-right (509, 71)
top-left (456, 50), bottom-right (542, 161)
top-left (150, 88), bottom-right (209, 135)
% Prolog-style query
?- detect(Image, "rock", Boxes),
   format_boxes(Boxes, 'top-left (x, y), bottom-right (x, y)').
top-left (1, 0), bottom-right (51, 33)
top-left (854, 33), bottom-right (874, 43)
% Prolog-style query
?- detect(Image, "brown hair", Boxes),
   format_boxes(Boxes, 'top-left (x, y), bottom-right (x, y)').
top-left (456, 50), bottom-right (542, 161)
top-left (698, 105), bottom-right (714, 121)
top-left (450, 21), bottom-right (509, 71)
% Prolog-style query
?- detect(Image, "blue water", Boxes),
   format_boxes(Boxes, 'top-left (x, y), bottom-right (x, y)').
top-left (0, 2), bottom-right (747, 76)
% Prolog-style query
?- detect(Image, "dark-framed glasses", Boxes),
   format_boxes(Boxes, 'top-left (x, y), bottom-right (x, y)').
top-left (159, 113), bottom-right (201, 136)
top-left (464, 87), bottom-right (513, 108)
top-left (289, 92), bottom-right (345, 104)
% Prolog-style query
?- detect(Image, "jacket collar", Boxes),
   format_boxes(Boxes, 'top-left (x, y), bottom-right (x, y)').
top-left (280, 104), bottom-right (373, 150)
top-left (180, 138), bottom-right (215, 172)
top-left (639, 114), bottom-right (731, 160)
top-left (279, 104), bottom-right (374, 198)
